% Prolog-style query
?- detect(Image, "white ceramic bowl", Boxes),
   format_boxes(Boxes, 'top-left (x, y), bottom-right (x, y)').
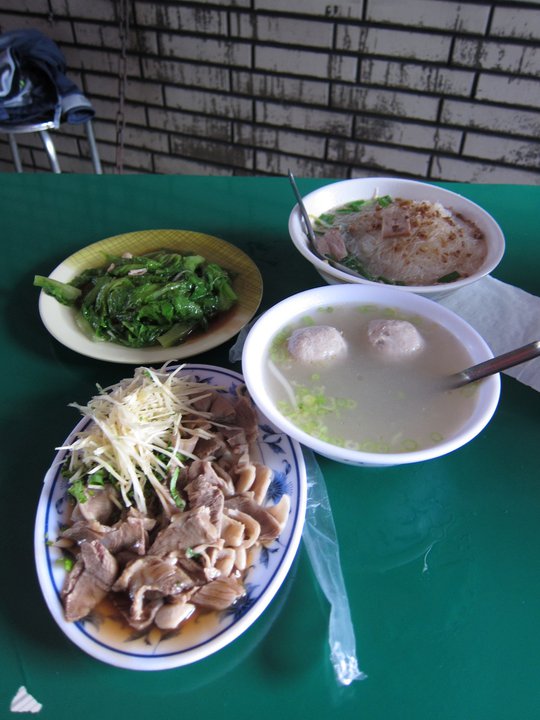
top-left (288, 177), bottom-right (505, 300)
top-left (241, 285), bottom-right (500, 467)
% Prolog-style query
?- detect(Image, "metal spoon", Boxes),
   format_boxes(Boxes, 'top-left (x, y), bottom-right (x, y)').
top-left (287, 170), bottom-right (366, 281)
top-left (448, 340), bottom-right (540, 389)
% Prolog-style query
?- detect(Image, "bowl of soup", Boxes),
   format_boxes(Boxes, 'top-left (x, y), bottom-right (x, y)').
top-left (288, 177), bottom-right (505, 300)
top-left (241, 284), bottom-right (500, 467)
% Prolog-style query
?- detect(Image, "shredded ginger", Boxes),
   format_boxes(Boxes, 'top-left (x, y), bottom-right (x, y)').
top-left (59, 364), bottom-right (215, 514)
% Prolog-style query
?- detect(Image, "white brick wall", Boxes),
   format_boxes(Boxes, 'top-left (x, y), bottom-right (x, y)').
top-left (148, 108), bottom-right (230, 141)
top-left (475, 75), bottom-right (540, 108)
top-left (327, 138), bottom-right (431, 176)
top-left (441, 100), bottom-right (540, 137)
top-left (0, 0), bottom-right (538, 184)
top-left (135, 2), bottom-right (228, 34)
top-left (243, 15), bottom-right (335, 47)
top-left (159, 33), bottom-right (251, 66)
top-left (254, 45), bottom-right (357, 82)
top-left (171, 135), bottom-right (254, 169)
top-left (236, 123), bottom-right (328, 159)
top-left (463, 133), bottom-right (540, 168)
top-left (359, 60), bottom-right (475, 96)
top-left (254, 0), bottom-right (365, 19)
top-left (353, 117), bottom-right (463, 153)
top-left (366, 0), bottom-right (491, 34)
top-left (336, 25), bottom-right (454, 62)
top-left (142, 58), bottom-right (230, 91)
top-left (332, 83), bottom-right (441, 121)
top-left (165, 86), bottom-right (252, 120)
top-left (231, 71), bottom-right (329, 105)
top-left (452, 38), bottom-right (540, 75)
top-left (50, 0), bottom-right (116, 22)
top-left (491, 6), bottom-right (540, 39)
top-left (255, 101), bottom-right (353, 136)
top-left (432, 156), bottom-right (540, 184)
top-left (254, 149), bottom-right (338, 177)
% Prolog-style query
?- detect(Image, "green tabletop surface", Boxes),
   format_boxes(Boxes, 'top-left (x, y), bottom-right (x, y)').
top-left (1, 174), bottom-right (539, 720)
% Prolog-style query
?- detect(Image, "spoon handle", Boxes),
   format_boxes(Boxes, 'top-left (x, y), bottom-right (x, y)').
top-left (288, 170), bottom-right (317, 244)
top-left (287, 170), bottom-right (367, 281)
top-left (453, 340), bottom-right (540, 387)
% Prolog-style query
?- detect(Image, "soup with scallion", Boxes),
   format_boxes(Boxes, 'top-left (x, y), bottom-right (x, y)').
top-left (266, 303), bottom-right (477, 453)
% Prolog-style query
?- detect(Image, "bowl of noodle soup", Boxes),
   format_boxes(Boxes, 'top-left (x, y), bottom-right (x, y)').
top-left (288, 177), bottom-right (505, 299)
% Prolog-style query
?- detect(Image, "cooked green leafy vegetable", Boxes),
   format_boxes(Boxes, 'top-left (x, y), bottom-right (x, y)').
top-left (338, 254), bottom-right (406, 286)
top-left (34, 249), bottom-right (238, 348)
top-left (436, 270), bottom-right (462, 284)
top-left (33, 276), bottom-right (82, 305)
top-left (313, 195), bottom-right (393, 232)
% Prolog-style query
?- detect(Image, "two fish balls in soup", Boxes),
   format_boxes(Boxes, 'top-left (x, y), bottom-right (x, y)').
top-left (287, 318), bottom-right (424, 364)
top-left (268, 304), bottom-right (476, 454)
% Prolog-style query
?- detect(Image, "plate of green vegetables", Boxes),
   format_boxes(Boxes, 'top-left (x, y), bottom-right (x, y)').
top-left (35, 229), bottom-right (263, 363)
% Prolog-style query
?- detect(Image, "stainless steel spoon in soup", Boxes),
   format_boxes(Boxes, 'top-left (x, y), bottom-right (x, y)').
top-left (447, 340), bottom-right (540, 389)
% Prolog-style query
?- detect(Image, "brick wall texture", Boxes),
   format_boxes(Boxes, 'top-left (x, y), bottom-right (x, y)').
top-left (0, 0), bottom-right (539, 183)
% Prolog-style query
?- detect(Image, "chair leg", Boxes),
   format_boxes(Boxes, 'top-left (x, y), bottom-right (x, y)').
top-left (8, 134), bottom-right (23, 172)
top-left (85, 120), bottom-right (102, 174)
top-left (39, 129), bottom-right (61, 173)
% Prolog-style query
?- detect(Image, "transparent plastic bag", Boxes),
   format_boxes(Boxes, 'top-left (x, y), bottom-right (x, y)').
top-left (228, 319), bottom-right (255, 364)
top-left (303, 448), bottom-right (366, 685)
top-left (229, 332), bottom-right (365, 686)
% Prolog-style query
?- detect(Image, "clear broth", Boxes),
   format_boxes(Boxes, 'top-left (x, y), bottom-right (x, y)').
top-left (266, 303), bottom-right (477, 453)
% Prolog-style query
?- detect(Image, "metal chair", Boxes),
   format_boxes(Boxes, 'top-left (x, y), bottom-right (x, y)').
top-left (0, 29), bottom-right (103, 174)
top-left (1, 116), bottom-right (102, 174)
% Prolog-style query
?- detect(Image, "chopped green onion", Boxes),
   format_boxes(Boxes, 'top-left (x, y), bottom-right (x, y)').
top-left (169, 467), bottom-right (186, 510)
top-left (401, 438), bottom-right (419, 451)
top-left (68, 479), bottom-right (89, 504)
top-left (318, 213), bottom-right (335, 225)
top-left (88, 468), bottom-right (107, 486)
top-left (437, 270), bottom-right (461, 284)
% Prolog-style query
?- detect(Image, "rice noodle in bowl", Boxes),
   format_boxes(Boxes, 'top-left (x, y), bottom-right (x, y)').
top-left (313, 197), bottom-right (487, 286)
top-left (288, 177), bottom-right (505, 299)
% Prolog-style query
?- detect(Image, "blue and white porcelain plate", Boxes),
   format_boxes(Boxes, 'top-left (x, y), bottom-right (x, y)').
top-left (34, 364), bottom-right (307, 670)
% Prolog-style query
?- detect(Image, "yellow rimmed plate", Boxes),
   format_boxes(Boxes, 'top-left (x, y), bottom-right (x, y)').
top-left (37, 229), bottom-right (263, 363)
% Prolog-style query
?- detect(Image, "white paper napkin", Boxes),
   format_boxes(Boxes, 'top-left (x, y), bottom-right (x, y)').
top-left (439, 275), bottom-right (540, 392)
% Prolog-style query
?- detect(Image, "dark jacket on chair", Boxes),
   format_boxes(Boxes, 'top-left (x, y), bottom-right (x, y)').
top-left (0, 28), bottom-right (94, 128)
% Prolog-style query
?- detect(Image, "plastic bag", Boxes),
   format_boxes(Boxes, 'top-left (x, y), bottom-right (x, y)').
top-left (303, 448), bottom-right (366, 685)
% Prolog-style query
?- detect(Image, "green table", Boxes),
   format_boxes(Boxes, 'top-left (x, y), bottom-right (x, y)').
top-left (1, 175), bottom-right (539, 720)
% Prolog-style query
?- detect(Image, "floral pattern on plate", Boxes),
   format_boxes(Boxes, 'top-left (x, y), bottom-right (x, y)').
top-left (34, 364), bottom-right (307, 670)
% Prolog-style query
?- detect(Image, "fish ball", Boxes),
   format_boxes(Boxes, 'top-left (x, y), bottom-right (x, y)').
top-left (288, 325), bottom-right (347, 364)
top-left (367, 319), bottom-right (424, 359)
